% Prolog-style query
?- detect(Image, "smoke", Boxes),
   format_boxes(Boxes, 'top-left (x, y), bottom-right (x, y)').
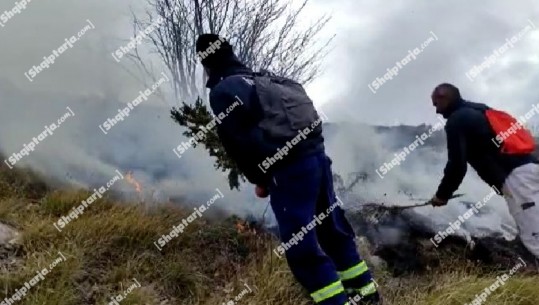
top-left (307, 0), bottom-right (538, 240)
top-left (0, 0), bottom-right (256, 214)
top-left (0, 0), bottom-right (534, 239)
top-left (325, 122), bottom-right (517, 242)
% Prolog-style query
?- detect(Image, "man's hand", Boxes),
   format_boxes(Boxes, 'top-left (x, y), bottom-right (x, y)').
top-left (255, 185), bottom-right (269, 198)
top-left (428, 196), bottom-right (448, 207)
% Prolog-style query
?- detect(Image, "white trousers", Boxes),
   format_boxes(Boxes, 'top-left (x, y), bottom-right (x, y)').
top-left (503, 162), bottom-right (539, 259)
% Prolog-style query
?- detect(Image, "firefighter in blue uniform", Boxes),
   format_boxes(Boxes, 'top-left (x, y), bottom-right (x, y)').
top-left (195, 34), bottom-right (381, 305)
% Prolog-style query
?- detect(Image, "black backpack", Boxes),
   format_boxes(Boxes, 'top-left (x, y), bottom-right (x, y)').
top-left (250, 70), bottom-right (322, 140)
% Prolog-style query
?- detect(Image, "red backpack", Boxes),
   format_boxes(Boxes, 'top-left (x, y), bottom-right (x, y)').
top-left (485, 109), bottom-right (536, 154)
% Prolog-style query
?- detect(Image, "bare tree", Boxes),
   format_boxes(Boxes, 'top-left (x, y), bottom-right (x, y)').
top-left (131, 0), bottom-right (333, 189)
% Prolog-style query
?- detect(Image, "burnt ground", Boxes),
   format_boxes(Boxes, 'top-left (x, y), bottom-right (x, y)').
top-left (247, 190), bottom-right (539, 278)
top-left (346, 205), bottom-right (539, 276)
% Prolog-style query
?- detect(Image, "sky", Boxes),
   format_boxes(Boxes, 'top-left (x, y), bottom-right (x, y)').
top-left (0, 0), bottom-right (537, 227)
top-left (0, 0), bottom-right (537, 124)
top-left (305, 0), bottom-right (539, 126)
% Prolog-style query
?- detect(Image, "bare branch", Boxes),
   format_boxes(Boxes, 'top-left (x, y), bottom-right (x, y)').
top-left (128, 0), bottom-right (333, 188)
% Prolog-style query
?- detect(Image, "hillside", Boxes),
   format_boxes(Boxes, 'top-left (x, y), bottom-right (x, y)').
top-left (0, 161), bottom-right (538, 305)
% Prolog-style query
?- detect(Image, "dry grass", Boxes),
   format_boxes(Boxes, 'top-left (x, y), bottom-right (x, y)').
top-left (0, 163), bottom-right (537, 304)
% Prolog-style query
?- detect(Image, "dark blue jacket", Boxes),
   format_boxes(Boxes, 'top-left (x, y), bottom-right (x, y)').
top-left (206, 54), bottom-right (324, 186)
top-left (436, 99), bottom-right (538, 200)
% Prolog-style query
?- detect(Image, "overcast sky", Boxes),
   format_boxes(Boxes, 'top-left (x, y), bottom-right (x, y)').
top-left (0, 0), bottom-right (537, 125)
top-left (306, 0), bottom-right (539, 125)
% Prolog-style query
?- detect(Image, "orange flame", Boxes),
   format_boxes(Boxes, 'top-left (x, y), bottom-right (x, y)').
top-left (235, 220), bottom-right (257, 235)
top-left (235, 220), bottom-right (244, 233)
top-left (125, 171), bottom-right (142, 193)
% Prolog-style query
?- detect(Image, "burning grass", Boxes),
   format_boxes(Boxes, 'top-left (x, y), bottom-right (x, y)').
top-left (0, 162), bottom-right (538, 304)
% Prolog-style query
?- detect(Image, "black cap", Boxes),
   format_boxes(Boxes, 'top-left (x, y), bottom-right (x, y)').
top-left (195, 34), bottom-right (234, 68)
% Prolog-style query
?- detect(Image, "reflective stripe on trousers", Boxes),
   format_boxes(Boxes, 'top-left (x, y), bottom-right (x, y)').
top-left (338, 260), bottom-right (378, 297)
top-left (338, 261), bottom-right (369, 281)
top-left (310, 280), bottom-right (345, 303)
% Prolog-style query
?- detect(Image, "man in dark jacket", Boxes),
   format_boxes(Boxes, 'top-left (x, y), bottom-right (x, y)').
top-left (195, 34), bottom-right (381, 305)
top-left (428, 83), bottom-right (539, 258)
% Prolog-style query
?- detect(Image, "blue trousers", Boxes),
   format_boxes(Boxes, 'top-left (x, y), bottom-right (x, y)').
top-left (269, 152), bottom-right (376, 305)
